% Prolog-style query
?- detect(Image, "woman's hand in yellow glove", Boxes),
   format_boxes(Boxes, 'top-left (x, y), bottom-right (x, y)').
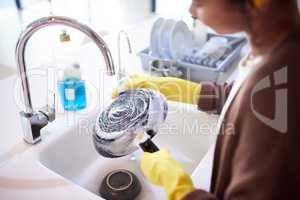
top-left (112, 74), bottom-right (201, 105)
top-left (141, 149), bottom-right (195, 200)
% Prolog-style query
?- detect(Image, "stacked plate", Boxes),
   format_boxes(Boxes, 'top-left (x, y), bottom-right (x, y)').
top-left (142, 18), bottom-right (246, 82)
top-left (150, 18), bottom-right (194, 60)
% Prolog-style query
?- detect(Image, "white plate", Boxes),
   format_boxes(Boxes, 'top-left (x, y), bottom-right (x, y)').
top-left (158, 19), bottom-right (176, 59)
top-left (169, 21), bottom-right (194, 60)
top-left (150, 18), bottom-right (165, 57)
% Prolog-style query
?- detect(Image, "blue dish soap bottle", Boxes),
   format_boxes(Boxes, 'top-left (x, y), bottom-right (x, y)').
top-left (56, 29), bottom-right (86, 111)
top-left (58, 63), bottom-right (87, 111)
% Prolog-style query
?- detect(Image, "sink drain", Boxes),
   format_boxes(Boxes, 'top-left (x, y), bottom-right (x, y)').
top-left (100, 169), bottom-right (141, 200)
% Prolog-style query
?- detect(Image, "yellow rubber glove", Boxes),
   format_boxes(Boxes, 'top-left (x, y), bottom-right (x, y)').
top-left (112, 74), bottom-right (201, 105)
top-left (141, 149), bottom-right (195, 200)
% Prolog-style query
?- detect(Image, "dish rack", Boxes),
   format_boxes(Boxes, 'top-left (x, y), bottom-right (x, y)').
top-left (138, 34), bottom-right (247, 82)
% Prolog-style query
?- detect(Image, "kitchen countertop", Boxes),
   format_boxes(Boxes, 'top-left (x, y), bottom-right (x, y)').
top-left (0, 16), bottom-right (238, 199)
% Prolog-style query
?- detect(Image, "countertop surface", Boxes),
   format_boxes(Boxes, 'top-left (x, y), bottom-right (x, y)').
top-left (0, 16), bottom-right (237, 199)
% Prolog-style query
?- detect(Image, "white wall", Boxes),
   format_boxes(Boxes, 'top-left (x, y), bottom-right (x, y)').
top-left (0, 0), bottom-right (151, 67)
top-left (157, 0), bottom-right (191, 18)
top-left (49, 0), bottom-right (151, 30)
top-left (119, 0), bottom-right (151, 25)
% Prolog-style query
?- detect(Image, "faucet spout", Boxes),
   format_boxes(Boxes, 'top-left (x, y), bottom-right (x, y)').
top-left (15, 16), bottom-right (116, 144)
top-left (117, 30), bottom-right (132, 80)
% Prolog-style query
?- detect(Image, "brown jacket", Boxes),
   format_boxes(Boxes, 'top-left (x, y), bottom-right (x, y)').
top-left (183, 27), bottom-right (300, 200)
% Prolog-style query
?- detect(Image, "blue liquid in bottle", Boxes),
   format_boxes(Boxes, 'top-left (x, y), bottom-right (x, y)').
top-left (58, 77), bottom-right (86, 111)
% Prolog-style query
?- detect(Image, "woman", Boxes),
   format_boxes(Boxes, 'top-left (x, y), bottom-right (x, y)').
top-left (113, 0), bottom-right (300, 199)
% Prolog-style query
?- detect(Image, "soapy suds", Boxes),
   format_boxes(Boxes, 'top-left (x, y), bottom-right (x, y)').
top-left (96, 89), bottom-right (167, 139)
top-left (93, 89), bottom-right (168, 157)
top-left (97, 90), bottom-right (151, 136)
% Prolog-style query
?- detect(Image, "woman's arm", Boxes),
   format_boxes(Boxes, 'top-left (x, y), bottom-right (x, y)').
top-left (141, 72), bottom-right (298, 200)
top-left (112, 74), bottom-right (234, 113)
top-left (197, 82), bottom-right (233, 114)
top-left (182, 75), bottom-right (299, 200)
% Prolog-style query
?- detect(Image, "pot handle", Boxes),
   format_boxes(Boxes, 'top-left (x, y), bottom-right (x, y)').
top-left (139, 138), bottom-right (159, 153)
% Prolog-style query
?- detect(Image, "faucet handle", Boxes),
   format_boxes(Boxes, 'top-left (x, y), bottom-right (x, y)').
top-left (39, 92), bottom-right (56, 122)
top-left (21, 92), bottom-right (55, 144)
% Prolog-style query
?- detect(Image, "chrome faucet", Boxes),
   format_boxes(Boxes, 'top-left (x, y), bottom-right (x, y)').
top-left (117, 30), bottom-right (132, 80)
top-left (16, 16), bottom-right (115, 144)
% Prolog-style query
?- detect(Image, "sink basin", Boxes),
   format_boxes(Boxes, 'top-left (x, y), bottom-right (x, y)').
top-left (38, 102), bottom-right (218, 199)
